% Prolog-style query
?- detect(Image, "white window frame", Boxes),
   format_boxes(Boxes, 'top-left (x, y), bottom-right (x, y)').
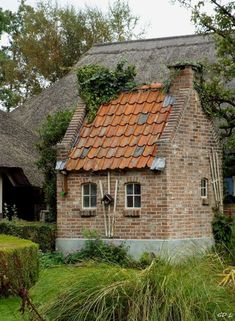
top-left (125, 183), bottom-right (141, 209)
top-left (82, 183), bottom-right (97, 209)
top-left (201, 178), bottom-right (208, 199)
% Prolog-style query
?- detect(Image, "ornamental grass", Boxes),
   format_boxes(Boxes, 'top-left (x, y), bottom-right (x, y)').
top-left (42, 254), bottom-right (234, 321)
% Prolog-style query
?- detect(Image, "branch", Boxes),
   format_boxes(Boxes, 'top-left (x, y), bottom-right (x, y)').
top-left (211, 0), bottom-right (235, 25)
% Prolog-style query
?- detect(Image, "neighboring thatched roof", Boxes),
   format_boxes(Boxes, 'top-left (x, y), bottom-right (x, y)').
top-left (0, 110), bottom-right (42, 187)
top-left (12, 34), bottom-right (216, 134)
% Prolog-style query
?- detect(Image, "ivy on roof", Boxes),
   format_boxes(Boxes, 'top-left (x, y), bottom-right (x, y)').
top-left (76, 61), bottom-right (137, 123)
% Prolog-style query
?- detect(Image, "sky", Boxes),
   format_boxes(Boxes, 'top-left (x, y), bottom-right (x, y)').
top-left (0, 0), bottom-right (197, 39)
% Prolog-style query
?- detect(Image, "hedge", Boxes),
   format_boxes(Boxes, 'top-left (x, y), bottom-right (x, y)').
top-left (0, 220), bottom-right (56, 252)
top-left (0, 234), bottom-right (39, 297)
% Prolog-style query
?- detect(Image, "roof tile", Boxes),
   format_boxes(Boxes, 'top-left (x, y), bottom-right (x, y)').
top-left (65, 85), bottom-right (173, 171)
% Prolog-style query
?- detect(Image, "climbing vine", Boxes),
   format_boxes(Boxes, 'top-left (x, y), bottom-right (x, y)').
top-left (77, 61), bottom-right (137, 122)
top-left (36, 110), bottom-right (74, 221)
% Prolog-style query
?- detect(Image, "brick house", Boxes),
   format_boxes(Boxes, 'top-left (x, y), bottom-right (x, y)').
top-left (56, 63), bottom-right (223, 258)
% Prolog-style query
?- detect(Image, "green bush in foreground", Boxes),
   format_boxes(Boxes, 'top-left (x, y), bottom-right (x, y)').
top-left (0, 234), bottom-right (39, 297)
top-left (0, 220), bottom-right (56, 252)
top-left (65, 238), bottom-right (132, 266)
top-left (42, 255), bottom-right (234, 321)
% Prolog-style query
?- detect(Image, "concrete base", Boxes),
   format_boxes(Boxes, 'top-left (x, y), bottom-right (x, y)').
top-left (56, 237), bottom-right (214, 259)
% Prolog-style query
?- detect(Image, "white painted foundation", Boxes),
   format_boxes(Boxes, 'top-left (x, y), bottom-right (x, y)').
top-left (56, 237), bottom-right (214, 260)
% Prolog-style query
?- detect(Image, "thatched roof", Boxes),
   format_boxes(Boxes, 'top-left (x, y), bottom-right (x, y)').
top-left (12, 34), bottom-right (216, 134)
top-left (0, 110), bottom-right (42, 187)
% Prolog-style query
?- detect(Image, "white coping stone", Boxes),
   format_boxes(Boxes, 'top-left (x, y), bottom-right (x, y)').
top-left (56, 237), bottom-right (214, 260)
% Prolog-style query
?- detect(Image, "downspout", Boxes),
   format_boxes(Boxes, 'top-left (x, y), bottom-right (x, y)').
top-left (107, 171), bottom-right (111, 237)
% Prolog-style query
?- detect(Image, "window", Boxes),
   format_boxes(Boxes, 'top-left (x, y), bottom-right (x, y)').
top-left (125, 183), bottom-right (141, 208)
top-left (201, 178), bottom-right (208, 198)
top-left (82, 183), bottom-right (97, 208)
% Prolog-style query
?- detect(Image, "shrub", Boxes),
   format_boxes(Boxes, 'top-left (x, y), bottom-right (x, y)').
top-left (212, 211), bottom-right (233, 246)
top-left (0, 234), bottom-right (39, 297)
top-left (0, 220), bottom-right (56, 252)
top-left (42, 255), bottom-right (234, 321)
top-left (39, 251), bottom-right (64, 269)
top-left (64, 238), bottom-right (131, 266)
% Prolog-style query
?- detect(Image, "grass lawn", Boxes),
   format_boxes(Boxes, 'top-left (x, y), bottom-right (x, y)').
top-left (0, 296), bottom-right (27, 321)
top-left (0, 264), bottom-right (108, 321)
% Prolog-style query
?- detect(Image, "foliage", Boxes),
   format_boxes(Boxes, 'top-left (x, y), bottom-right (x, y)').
top-left (175, 0), bottom-right (235, 176)
top-left (0, 296), bottom-right (28, 321)
top-left (0, 234), bottom-right (39, 297)
top-left (3, 203), bottom-right (18, 221)
top-left (0, 8), bottom-right (13, 36)
top-left (0, 220), bottom-right (56, 252)
top-left (0, 0), bottom-right (145, 111)
top-left (77, 61), bottom-right (136, 122)
top-left (212, 211), bottom-right (233, 247)
top-left (39, 251), bottom-right (64, 269)
top-left (42, 255), bottom-right (235, 321)
top-left (65, 238), bottom-right (131, 266)
top-left (36, 109), bottom-right (73, 220)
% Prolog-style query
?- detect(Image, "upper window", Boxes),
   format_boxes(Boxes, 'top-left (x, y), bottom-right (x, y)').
top-left (82, 183), bottom-right (97, 208)
top-left (125, 183), bottom-right (141, 208)
top-left (201, 178), bottom-right (208, 198)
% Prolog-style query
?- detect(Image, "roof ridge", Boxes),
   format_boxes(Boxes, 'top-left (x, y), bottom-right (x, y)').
top-left (92, 33), bottom-right (211, 47)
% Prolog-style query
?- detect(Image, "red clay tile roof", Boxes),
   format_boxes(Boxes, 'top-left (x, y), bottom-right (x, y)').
top-left (65, 84), bottom-right (173, 172)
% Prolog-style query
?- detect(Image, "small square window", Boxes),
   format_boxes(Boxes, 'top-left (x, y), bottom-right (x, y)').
top-left (126, 183), bottom-right (141, 209)
top-left (82, 183), bottom-right (97, 208)
top-left (201, 178), bottom-right (208, 199)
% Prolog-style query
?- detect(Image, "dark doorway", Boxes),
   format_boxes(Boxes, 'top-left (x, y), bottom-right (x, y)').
top-left (2, 173), bottom-right (42, 220)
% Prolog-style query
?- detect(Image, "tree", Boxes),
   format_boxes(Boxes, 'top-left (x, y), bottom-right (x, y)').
top-left (175, 0), bottom-right (235, 176)
top-left (0, 8), bottom-right (21, 111)
top-left (0, 0), bottom-right (145, 111)
top-left (36, 110), bottom-right (73, 221)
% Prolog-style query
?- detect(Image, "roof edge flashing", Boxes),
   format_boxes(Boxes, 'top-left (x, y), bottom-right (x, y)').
top-left (150, 157), bottom-right (166, 171)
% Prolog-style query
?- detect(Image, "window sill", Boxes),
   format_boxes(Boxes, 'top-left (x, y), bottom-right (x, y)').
top-left (71, 207), bottom-right (96, 217)
top-left (80, 210), bottom-right (97, 217)
top-left (123, 209), bottom-right (140, 217)
top-left (202, 198), bottom-right (209, 206)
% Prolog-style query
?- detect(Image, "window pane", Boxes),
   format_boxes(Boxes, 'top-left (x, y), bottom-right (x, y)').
top-left (127, 196), bottom-right (133, 208)
top-left (91, 196), bottom-right (97, 207)
top-left (201, 179), bottom-right (206, 189)
top-left (201, 179), bottom-right (208, 197)
top-left (83, 196), bottom-right (89, 207)
top-left (126, 184), bottom-right (133, 195)
top-left (83, 184), bottom-right (89, 195)
top-left (91, 184), bottom-right (97, 195)
top-left (134, 183), bottom-right (141, 195)
top-left (134, 196), bottom-right (141, 208)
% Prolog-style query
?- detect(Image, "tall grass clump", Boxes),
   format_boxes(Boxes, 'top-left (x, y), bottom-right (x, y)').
top-left (41, 255), bottom-right (234, 321)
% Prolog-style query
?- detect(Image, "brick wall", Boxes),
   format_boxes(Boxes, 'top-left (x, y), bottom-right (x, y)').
top-left (57, 169), bottom-right (168, 239)
top-left (162, 65), bottom-right (222, 239)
